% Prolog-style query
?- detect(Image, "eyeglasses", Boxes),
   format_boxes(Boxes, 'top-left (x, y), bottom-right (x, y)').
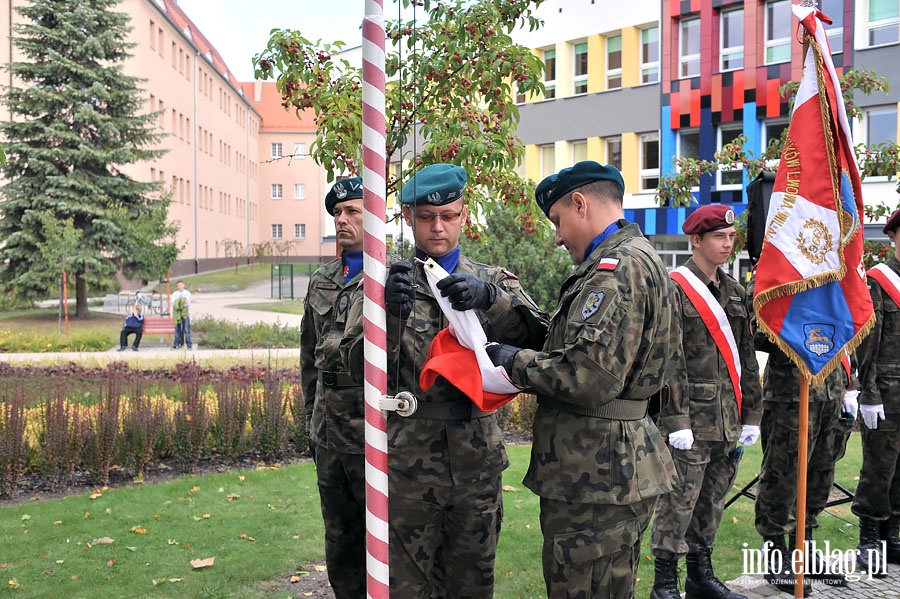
top-left (410, 208), bottom-right (464, 224)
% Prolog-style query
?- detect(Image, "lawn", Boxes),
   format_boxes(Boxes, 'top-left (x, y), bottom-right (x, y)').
top-left (0, 309), bottom-right (122, 337)
top-left (0, 436), bottom-right (864, 598)
top-left (152, 263), bottom-right (322, 294)
top-left (233, 301), bottom-right (305, 316)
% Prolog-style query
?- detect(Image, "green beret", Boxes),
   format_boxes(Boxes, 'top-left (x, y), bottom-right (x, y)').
top-left (400, 164), bottom-right (467, 206)
top-left (325, 177), bottom-right (363, 216)
top-left (534, 161), bottom-right (625, 217)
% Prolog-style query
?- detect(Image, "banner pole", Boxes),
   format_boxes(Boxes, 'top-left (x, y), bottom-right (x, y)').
top-left (794, 376), bottom-right (810, 598)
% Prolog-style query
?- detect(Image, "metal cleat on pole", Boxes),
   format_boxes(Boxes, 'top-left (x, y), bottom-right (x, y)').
top-left (380, 391), bottom-right (418, 417)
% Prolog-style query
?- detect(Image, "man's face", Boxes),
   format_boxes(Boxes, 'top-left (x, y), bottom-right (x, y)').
top-left (548, 197), bottom-right (590, 264)
top-left (333, 198), bottom-right (365, 253)
top-left (403, 199), bottom-right (467, 257)
top-left (692, 227), bottom-right (736, 268)
top-left (177, 282), bottom-right (185, 292)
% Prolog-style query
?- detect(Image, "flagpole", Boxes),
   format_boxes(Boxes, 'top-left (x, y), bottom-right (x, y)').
top-left (794, 377), bottom-right (810, 598)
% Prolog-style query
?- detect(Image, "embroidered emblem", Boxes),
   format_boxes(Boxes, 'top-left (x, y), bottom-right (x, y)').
top-left (796, 218), bottom-right (832, 266)
top-left (427, 191), bottom-right (442, 204)
top-left (725, 209), bottom-right (735, 224)
top-left (334, 183), bottom-right (347, 199)
top-left (596, 258), bottom-right (620, 271)
top-left (804, 324), bottom-right (834, 357)
top-left (581, 291), bottom-right (605, 319)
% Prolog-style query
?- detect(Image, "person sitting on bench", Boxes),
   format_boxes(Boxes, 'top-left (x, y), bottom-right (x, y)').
top-left (118, 303), bottom-right (144, 351)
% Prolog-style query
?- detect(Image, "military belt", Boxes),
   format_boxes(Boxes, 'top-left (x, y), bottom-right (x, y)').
top-left (537, 396), bottom-right (649, 420)
top-left (404, 400), bottom-right (490, 421)
top-left (320, 371), bottom-right (355, 388)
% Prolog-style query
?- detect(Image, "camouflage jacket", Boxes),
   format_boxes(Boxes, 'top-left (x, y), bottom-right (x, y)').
top-left (749, 278), bottom-right (854, 403)
top-left (659, 258), bottom-right (762, 441)
top-left (509, 223), bottom-right (679, 504)
top-left (300, 257), bottom-right (367, 454)
top-left (342, 253), bottom-right (549, 486)
top-left (858, 256), bottom-right (900, 412)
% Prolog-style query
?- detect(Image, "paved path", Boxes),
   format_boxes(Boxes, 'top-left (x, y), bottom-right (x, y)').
top-left (727, 562), bottom-right (900, 598)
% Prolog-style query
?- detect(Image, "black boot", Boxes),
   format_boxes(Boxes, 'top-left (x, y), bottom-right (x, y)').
top-left (685, 549), bottom-right (746, 599)
top-left (763, 535), bottom-right (809, 597)
top-left (650, 557), bottom-right (681, 599)
top-left (858, 517), bottom-right (889, 578)
top-left (795, 529), bottom-right (846, 586)
top-left (881, 517), bottom-right (900, 564)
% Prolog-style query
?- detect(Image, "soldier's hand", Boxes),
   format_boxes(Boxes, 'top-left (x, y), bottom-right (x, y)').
top-left (860, 403), bottom-right (885, 430)
top-left (738, 424), bottom-right (760, 446)
top-left (485, 342), bottom-right (520, 376)
top-left (437, 273), bottom-right (497, 311)
top-left (385, 260), bottom-right (414, 319)
top-left (841, 390), bottom-right (859, 423)
top-left (668, 429), bottom-right (694, 451)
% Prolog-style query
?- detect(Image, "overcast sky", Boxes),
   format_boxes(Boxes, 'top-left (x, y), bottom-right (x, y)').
top-left (176, 0), bottom-right (368, 80)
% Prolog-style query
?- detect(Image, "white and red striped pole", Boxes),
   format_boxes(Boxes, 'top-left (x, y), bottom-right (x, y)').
top-left (361, 2), bottom-right (389, 598)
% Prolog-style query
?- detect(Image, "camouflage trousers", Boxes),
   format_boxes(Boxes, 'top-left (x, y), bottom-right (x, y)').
top-left (651, 440), bottom-right (740, 559)
top-left (853, 414), bottom-right (900, 521)
top-left (755, 399), bottom-right (852, 536)
top-left (389, 474), bottom-right (502, 598)
top-left (538, 496), bottom-right (657, 599)
top-left (315, 446), bottom-right (366, 599)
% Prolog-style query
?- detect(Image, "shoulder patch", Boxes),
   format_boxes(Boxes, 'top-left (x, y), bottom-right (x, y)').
top-left (581, 290), bottom-right (605, 319)
top-left (501, 268), bottom-right (519, 280)
top-left (596, 258), bottom-right (620, 271)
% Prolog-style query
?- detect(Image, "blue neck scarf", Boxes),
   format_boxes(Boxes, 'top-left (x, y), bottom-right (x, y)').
top-left (415, 246), bottom-right (461, 274)
top-left (343, 250), bottom-right (363, 283)
top-left (583, 220), bottom-right (626, 263)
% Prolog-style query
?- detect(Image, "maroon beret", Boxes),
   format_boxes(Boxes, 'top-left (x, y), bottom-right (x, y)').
top-left (883, 209), bottom-right (900, 234)
top-left (682, 204), bottom-right (736, 235)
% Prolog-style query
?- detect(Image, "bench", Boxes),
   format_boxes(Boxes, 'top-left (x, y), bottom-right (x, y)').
top-left (142, 317), bottom-right (176, 343)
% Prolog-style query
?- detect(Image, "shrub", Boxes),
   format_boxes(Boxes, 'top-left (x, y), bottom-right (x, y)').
top-left (0, 329), bottom-right (112, 353)
top-left (191, 316), bottom-right (300, 349)
top-left (39, 389), bottom-right (86, 490)
top-left (0, 390), bottom-right (28, 498)
top-left (251, 372), bottom-right (291, 463)
top-left (210, 383), bottom-right (252, 463)
top-left (172, 374), bottom-right (211, 472)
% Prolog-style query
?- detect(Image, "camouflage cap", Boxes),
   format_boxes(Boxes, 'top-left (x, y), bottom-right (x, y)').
top-left (325, 177), bottom-right (363, 216)
top-left (535, 160), bottom-right (625, 217)
top-left (400, 163), bottom-right (467, 206)
top-left (682, 204), bottom-right (736, 235)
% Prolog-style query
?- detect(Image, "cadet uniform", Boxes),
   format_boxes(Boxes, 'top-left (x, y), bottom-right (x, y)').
top-left (751, 274), bottom-right (854, 591)
top-left (299, 177), bottom-right (371, 599)
top-left (343, 164), bottom-right (548, 598)
top-left (853, 209), bottom-right (900, 572)
top-left (487, 161), bottom-right (680, 599)
top-left (651, 205), bottom-right (762, 599)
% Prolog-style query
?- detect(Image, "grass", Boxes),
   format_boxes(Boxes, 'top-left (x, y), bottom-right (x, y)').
top-left (152, 263), bottom-right (321, 294)
top-left (0, 437), bottom-right (865, 598)
top-left (0, 310), bottom-right (122, 337)
top-left (233, 302), bottom-right (305, 316)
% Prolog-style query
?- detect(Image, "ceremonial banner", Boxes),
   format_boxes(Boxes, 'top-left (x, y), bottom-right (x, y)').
top-left (753, 4), bottom-right (874, 384)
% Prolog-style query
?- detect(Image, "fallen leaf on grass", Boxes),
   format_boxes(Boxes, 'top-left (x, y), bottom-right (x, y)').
top-left (152, 577), bottom-right (184, 586)
top-left (312, 564), bottom-right (326, 572)
top-left (53, 521), bottom-right (62, 526)
top-left (502, 484), bottom-right (518, 492)
top-left (238, 533), bottom-right (255, 542)
top-left (0, 564), bottom-right (5, 568)
top-left (107, 558), bottom-right (118, 567)
top-left (133, 473), bottom-right (144, 484)
top-left (732, 517), bottom-right (739, 524)
top-left (94, 537), bottom-right (115, 545)
top-left (83, 512), bottom-right (90, 520)
top-left (190, 557), bottom-right (215, 569)
top-left (20, 515), bottom-right (30, 521)
top-left (131, 526), bottom-right (147, 535)
top-left (225, 494), bottom-right (240, 501)
top-left (8, 579), bottom-right (20, 589)
top-left (167, 539), bottom-right (179, 546)
top-left (89, 490), bottom-right (102, 500)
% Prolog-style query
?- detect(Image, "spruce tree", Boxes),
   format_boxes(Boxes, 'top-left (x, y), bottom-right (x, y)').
top-left (0, 0), bottom-right (175, 317)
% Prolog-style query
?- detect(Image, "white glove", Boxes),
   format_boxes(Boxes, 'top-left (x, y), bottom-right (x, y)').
top-left (668, 429), bottom-right (694, 451)
top-left (860, 403), bottom-right (886, 430)
top-left (739, 424), bottom-right (760, 446)
top-left (841, 390), bottom-right (860, 421)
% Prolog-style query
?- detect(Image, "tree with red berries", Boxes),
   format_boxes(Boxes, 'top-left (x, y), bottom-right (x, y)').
top-left (253, 0), bottom-right (546, 226)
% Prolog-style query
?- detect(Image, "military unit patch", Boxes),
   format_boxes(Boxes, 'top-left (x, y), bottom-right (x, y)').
top-left (596, 258), bottom-right (620, 271)
top-left (581, 290), bottom-right (605, 319)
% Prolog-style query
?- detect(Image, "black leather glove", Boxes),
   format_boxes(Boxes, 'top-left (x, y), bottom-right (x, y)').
top-left (436, 273), bottom-right (497, 311)
top-left (485, 342), bottom-right (520, 375)
top-left (385, 260), bottom-right (414, 319)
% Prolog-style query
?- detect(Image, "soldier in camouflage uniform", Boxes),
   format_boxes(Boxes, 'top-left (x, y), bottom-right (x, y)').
top-left (485, 161), bottom-right (680, 599)
top-left (299, 177), bottom-right (372, 599)
top-left (750, 276), bottom-right (856, 592)
top-left (342, 164), bottom-right (548, 598)
top-left (649, 205), bottom-right (762, 599)
top-left (852, 208), bottom-right (900, 576)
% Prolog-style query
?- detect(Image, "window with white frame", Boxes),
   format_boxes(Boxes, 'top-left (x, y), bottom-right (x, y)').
top-left (293, 142), bottom-right (307, 157)
top-left (271, 183), bottom-right (283, 199)
top-left (606, 34), bottom-right (622, 90)
top-left (717, 126), bottom-right (744, 187)
top-left (294, 183), bottom-right (306, 200)
top-left (540, 144), bottom-right (555, 179)
top-left (606, 137), bottom-right (622, 171)
top-left (572, 140), bottom-right (588, 164)
top-left (820, 0), bottom-right (844, 52)
top-left (862, 106), bottom-right (899, 176)
top-left (543, 48), bottom-right (556, 99)
top-left (641, 26), bottom-right (659, 84)
top-left (294, 224), bottom-right (306, 240)
top-left (720, 8), bottom-right (744, 71)
top-left (639, 133), bottom-right (660, 191)
top-left (573, 42), bottom-right (588, 95)
top-left (867, 0), bottom-right (899, 46)
top-left (765, 0), bottom-right (791, 64)
top-left (680, 17), bottom-right (701, 78)
top-left (271, 142), bottom-right (282, 158)
top-left (271, 224), bottom-right (283, 239)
